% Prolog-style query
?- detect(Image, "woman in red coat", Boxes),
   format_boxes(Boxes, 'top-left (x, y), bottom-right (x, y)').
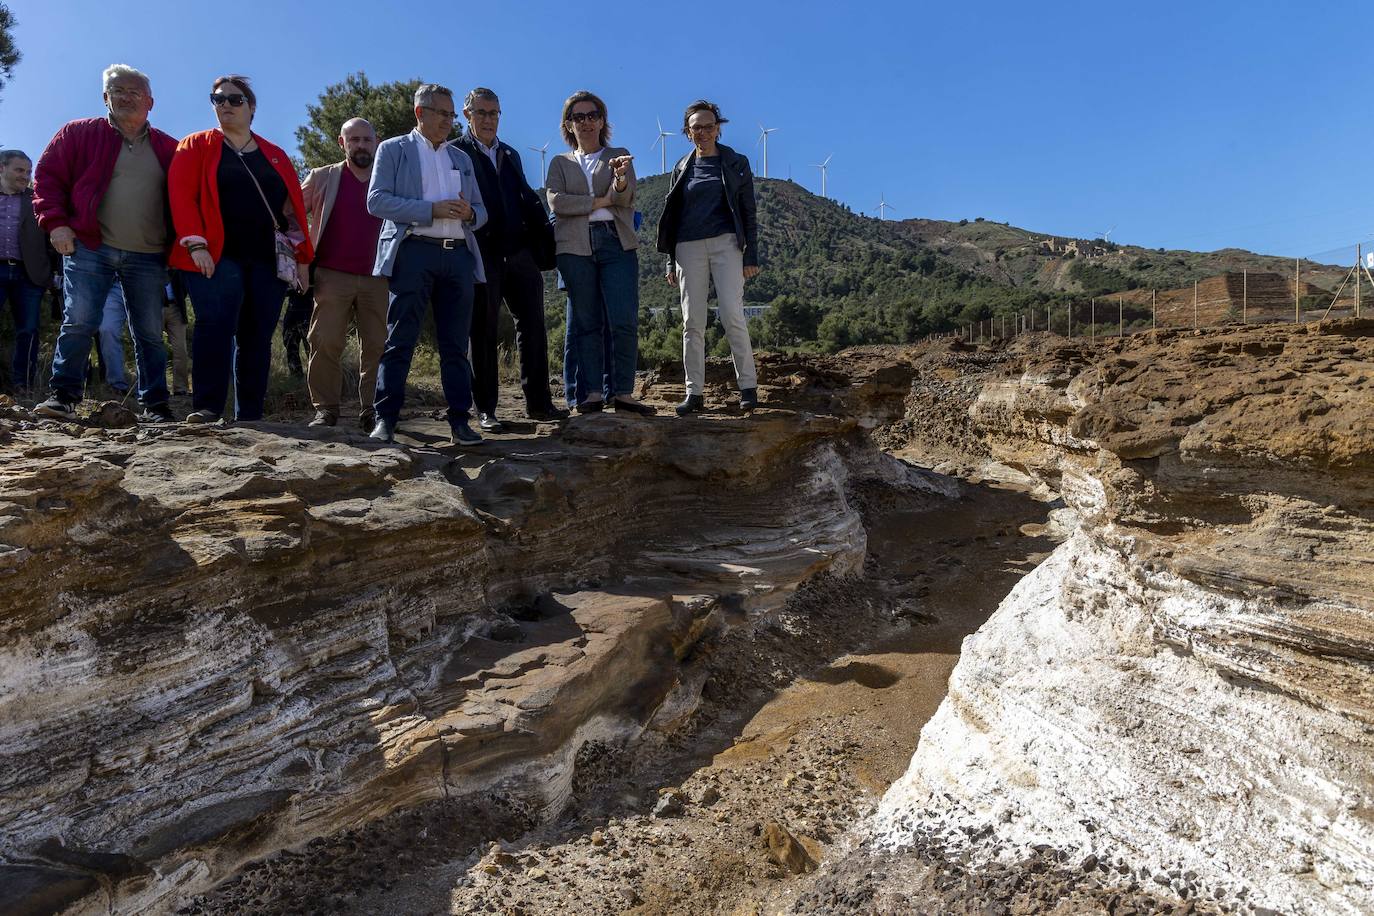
top-left (169, 74), bottom-right (312, 423)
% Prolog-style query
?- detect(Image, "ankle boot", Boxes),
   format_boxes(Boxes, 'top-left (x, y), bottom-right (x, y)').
top-left (675, 394), bottom-right (705, 416)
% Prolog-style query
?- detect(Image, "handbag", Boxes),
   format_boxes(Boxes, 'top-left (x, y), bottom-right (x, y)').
top-left (230, 145), bottom-right (302, 290)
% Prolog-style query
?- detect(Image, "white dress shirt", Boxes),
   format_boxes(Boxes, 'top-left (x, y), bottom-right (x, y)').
top-left (411, 128), bottom-right (465, 240)
top-left (574, 148), bottom-right (614, 222)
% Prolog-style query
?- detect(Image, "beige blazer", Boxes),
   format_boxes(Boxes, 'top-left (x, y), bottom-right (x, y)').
top-left (546, 146), bottom-right (637, 256)
top-left (301, 161), bottom-right (346, 251)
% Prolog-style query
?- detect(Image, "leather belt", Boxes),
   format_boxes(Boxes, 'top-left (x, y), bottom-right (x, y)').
top-left (407, 235), bottom-right (464, 250)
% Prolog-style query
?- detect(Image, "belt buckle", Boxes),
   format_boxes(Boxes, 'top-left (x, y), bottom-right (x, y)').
top-left (442, 238), bottom-right (456, 250)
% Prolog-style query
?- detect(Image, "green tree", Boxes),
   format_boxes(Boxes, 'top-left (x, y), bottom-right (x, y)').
top-left (0, 4), bottom-right (20, 100)
top-left (295, 72), bottom-right (425, 169)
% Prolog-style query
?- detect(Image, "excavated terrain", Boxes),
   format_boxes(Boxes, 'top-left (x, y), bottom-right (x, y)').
top-left (2, 319), bottom-right (1370, 916)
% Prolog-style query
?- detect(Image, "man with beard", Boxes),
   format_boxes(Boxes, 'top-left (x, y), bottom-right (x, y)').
top-left (301, 117), bottom-right (387, 428)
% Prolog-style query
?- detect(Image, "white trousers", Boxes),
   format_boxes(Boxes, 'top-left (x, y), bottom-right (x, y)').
top-left (676, 233), bottom-right (757, 395)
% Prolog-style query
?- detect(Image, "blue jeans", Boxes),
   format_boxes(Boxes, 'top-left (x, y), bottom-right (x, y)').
top-left (558, 222), bottom-right (639, 402)
top-left (183, 258), bottom-right (287, 421)
top-left (99, 280), bottom-right (130, 391)
top-left (561, 295), bottom-right (612, 407)
top-left (375, 239), bottom-right (476, 423)
top-left (0, 262), bottom-right (43, 388)
top-left (50, 242), bottom-right (169, 405)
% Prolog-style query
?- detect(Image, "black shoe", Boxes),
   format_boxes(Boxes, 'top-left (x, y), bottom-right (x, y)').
top-left (359, 408), bottom-right (376, 431)
top-left (575, 399), bottom-right (605, 414)
top-left (137, 402), bottom-right (177, 424)
top-left (184, 409), bottom-right (221, 424)
top-left (309, 409), bottom-right (337, 428)
top-left (739, 388), bottom-right (759, 411)
top-left (675, 394), bottom-right (705, 417)
top-left (369, 416), bottom-right (397, 443)
top-left (612, 397), bottom-right (655, 416)
top-left (526, 404), bottom-right (570, 422)
top-left (477, 411), bottom-right (505, 432)
top-left (450, 419), bottom-right (482, 446)
top-left (35, 394), bottom-right (78, 421)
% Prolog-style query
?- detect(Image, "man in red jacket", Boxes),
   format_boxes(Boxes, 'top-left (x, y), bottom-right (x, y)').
top-left (32, 64), bottom-right (178, 423)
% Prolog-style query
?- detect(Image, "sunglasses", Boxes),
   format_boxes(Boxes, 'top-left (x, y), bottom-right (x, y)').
top-left (210, 93), bottom-right (248, 107)
top-left (568, 111), bottom-right (603, 124)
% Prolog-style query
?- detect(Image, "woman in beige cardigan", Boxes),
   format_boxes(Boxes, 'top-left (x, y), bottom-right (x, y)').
top-left (546, 90), bottom-right (653, 415)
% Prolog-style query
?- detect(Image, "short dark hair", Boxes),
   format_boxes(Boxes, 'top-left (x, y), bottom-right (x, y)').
top-left (0, 149), bottom-right (31, 167)
top-left (560, 90), bottom-right (611, 149)
top-left (212, 74), bottom-right (257, 121)
top-left (681, 100), bottom-right (728, 136)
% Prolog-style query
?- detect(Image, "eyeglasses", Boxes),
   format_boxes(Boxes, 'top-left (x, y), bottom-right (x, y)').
top-left (107, 87), bottom-right (146, 99)
top-left (568, 111), bottom-right (603, 124)
top-left (210, 93), bottom-right (248, 107)
top-left (422, 105), bottom-right (457, 120)
top-left (687, 123), bottom-right (718, 133)
top-left (468, 107), bottom-right (501, 119)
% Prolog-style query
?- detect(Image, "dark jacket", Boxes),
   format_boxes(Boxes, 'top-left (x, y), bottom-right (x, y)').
top-left (33, 117), bottom-right (178, 253)
top-left (656, 142), bottom-right (758, 272)
top-left (11, 188), bottom-right (52, 286)
top-left (452, 131), bottom-right (555, 272)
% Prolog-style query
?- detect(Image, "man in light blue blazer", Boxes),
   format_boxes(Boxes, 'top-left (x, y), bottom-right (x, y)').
top-left (367, 83), bottom-right (488, 445)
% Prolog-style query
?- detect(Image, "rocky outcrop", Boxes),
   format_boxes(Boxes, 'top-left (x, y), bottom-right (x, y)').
top-left (0, 352), bottom-right (921, 916)
top-left (876, 319), bottom-right (1374, 914)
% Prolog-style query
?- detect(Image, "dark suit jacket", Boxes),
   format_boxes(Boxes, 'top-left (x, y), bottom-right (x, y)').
top-left (453, 132), bottom-right (554, 271)
top-left (10, 189), bottom-right (52, 286)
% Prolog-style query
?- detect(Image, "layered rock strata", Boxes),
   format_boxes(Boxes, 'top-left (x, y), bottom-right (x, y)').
top-left (877, 320), bottom-right (1374, 915)
top-left (0, 352), bottom-right (918, 916)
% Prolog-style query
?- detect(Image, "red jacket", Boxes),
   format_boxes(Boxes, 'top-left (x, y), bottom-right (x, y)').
top-left (168, 129), bottom-right (313, 272)
top-left (32, 117), bottom-right (178, 252)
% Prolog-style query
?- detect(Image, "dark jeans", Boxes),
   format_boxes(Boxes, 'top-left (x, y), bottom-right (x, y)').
top-left (50, 242), bottom-right (169, 406)
top-left (374, 238), bottom-right (476, 423)
top-left (1, 262), bottom-right (43, 388)
top-left (562, 296), bottom-right (611, 407)
top-left (182, 258), bottom-right (287, 420)
top-left (472, 246), bottom-right (552, 414)
top-left (558, 222), bottom-right (639, 402)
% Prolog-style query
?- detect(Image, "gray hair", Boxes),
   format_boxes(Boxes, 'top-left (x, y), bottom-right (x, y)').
top-left (0, 149), bottom-right (31, 167)
top-left (102, 64), bottom-right (151, 93)
top-left (414, 83), bottom-right (453, 109)
top-left (464, 87), bottom-right (498, 110)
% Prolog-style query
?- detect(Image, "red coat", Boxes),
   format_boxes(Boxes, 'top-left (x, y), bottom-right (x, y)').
top-left (168, 129), bottom-right (313, 272)
top-left (32, 117), bottom-right (178, 252)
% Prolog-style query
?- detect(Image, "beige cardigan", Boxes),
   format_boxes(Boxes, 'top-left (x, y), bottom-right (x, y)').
top-left (546, 146), bottom-right (638, 256)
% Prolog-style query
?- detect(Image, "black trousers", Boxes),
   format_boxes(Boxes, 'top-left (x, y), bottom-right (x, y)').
top-left (471, 246), bottom-right (552, 415)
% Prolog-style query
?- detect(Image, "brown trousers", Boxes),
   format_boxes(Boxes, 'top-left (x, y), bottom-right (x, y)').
top-left (306, 266), bottom-right (389, 413)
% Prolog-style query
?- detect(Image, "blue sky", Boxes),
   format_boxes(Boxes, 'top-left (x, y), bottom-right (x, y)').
top-left (3, 0), bottom-right (1367, 263)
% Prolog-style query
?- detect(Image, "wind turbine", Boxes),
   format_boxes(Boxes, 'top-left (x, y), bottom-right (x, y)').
top-left (876, 193), bottom-right (896, 220)
top-left (756, 124), bottom-right (779, 179)
top-left (1097, 224), bottom-right (1117, 242)
top-left (528, 141), bottom-right (551, 187)
top-left (811, 154), bottom-right (832, 198)
top-left (652, 118), bottom-right (674, 174)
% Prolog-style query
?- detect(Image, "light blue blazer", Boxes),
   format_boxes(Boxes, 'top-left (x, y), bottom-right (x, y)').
top-left (367, 131), bottom-right (488, 281)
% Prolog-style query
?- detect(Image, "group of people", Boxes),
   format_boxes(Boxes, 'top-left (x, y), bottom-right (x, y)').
top-left (2, 64), bottom-right (763, 447)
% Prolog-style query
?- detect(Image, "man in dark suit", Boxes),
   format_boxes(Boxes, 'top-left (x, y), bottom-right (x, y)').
top-left (454, 87), bottom-right (565, 428)
top-left (0, 150), bottom-right (53, 392)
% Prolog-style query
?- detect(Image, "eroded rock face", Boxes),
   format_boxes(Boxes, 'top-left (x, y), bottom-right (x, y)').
top-left (0, 354), bottom-right (917, 916)
top-left (877, 320), bottom-right (1374, 915)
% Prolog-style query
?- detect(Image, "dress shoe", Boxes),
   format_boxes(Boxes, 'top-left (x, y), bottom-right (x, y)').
top-left (612, 397), bottom-right (655, 416)
top-left (575, 399), bottom-right (605, 414)
top-left (309, 409), bottom-right (337, 428)
top-left (526, 404), bottom-right (570, 422)
top-left (450, 418), bottom-right (482, 446)
top-left (369, 416), bottom-right (397, 443)
top-left (478, 411), bottom-right (505, 432)
top-left (675, 394), bottom-right (704, 417)
top-left (739, 388), bottom-right (759, 411)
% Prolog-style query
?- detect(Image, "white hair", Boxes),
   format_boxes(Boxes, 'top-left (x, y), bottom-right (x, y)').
top-left (102, 64), bottom-right (151, 93)
top-left (414, 83), bottom-right (453, 109)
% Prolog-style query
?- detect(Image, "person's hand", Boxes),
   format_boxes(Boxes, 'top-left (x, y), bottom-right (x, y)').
top-left (608, 155), bottom-right (633, 178)
top-left (592, 195), bottom-right (612, 210)
top-left (743, 265), bottom-right (760, 280)
top-left (295, 261), bottom-right (310, 291)
top-left (454, 195), bottom-right (474, 222)
top-left (190, 248), bottom-right (215, 278)
top-left (432, 199), bottom-right (469, 221)
top-left (665, 270), bottom-right (677, 285)
top-left (50, 226), bottom-right (76, 256)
